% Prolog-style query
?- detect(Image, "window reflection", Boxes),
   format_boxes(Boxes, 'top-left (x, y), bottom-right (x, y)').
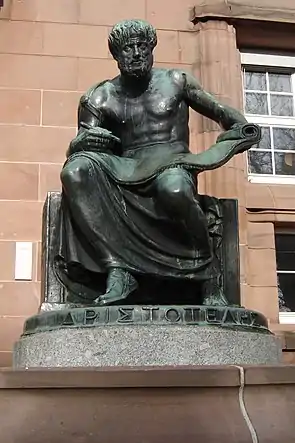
top-left (244, 68), bottom-right (295, 176)
top-left (248, 151), bottom-right (273, 174)
top-left (275, 152), bottom-right (295, 175)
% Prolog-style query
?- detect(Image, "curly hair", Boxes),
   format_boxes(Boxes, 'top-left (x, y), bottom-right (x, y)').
top-left (108, 19), bottom-right (157, 59)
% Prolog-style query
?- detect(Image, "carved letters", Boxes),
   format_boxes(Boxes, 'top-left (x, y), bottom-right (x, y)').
top-left (117, 308), bottom-right (134, 323)
top-left (25, 305), bottom-right (269, 335)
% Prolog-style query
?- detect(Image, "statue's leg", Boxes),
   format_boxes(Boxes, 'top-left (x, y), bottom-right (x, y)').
top-left (61, 157), bottom-right (138, 305)
top-left (154, 168), bottom-right (211, 256)
top-left (202, 277), bottom-right (230, 306)
top-left (94, 268), bottom-right (138, 306)
top-left (155, 168), bottom-right (229, 306)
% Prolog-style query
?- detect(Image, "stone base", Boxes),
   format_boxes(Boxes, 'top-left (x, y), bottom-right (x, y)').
top-left (2, 365), bottom-right (295, 443)
top-left (14, 328), bottom-right (281, 368)
top-left (13, 305), bottom-right (282, 367)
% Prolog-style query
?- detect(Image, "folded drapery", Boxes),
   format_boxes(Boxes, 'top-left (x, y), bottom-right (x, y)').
top-left (54, 123), bottom-right (260, 303)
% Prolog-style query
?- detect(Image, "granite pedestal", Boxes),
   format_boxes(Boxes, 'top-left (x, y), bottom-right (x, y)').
top-left (13, 305), bottom-right (282, 367)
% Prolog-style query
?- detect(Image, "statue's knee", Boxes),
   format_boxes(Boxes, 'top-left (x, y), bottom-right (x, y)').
top-left (61, 159), bottom-right (91, 189)
top-left (157, 172), bottom-right (194, 215)
top-left (158, 171), bottom-right (192, 197)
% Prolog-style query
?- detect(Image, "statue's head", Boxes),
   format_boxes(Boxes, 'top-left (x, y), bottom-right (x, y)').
top-left (108, 19), bottom-right (157, 79)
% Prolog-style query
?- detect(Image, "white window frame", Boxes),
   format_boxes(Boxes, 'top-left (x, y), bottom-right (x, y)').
top-left (241, 52), bottom-right (295, 185)
top-left (279, 312), bottom-right (295, 324)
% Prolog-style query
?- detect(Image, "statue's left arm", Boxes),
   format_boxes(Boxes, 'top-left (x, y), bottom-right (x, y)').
top-left (177, 71), bottom-right (260, 168)
top-left (182, 71), bottom-right (247, 130)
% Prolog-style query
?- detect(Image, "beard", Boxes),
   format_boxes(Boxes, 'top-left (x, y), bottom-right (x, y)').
top-left (118, 57), bottom-right (153, 79)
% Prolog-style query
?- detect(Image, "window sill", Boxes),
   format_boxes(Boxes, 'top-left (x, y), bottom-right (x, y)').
top-left (279, 312), bottom-right (295, 324)
top-left (248, 175), bottom-right (295, 185)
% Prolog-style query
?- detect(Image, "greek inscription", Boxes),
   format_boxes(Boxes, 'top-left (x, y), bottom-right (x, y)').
top-left (142, 307), bottom-right (159, 321)
top-left (28, 305), bottom-right (268, 335)
top-left (206, 308), bottom-right (219, 323)
top-left (117, 307), bottom-right (134, 323)
top-left (164, 308), bottom-right (181, 323)
top-left (184, 308), bottom-right (194, 323)
top-left (222, 308), bottom-right (238, 325)
top-left (238, 310), bottom-right (252, 325)
top-left (184, 308), bottom-right (201, 323)
top-left (84, 310), bottom-right (99, 325)
top-left (62, 312), bottom-right (75, 326)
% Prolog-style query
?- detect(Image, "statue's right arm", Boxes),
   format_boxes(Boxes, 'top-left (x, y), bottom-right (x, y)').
top-left (66, 84), bottom-right (119, 157)
top-left (66, 93), bottom-right (105, 157)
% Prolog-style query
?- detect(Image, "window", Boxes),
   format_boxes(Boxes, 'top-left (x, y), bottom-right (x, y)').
top-left (241, 53), bottom-right (295, 184)
top-left (276, 232), bottom-right (295, 323)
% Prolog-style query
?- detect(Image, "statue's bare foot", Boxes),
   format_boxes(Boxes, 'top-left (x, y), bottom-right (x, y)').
top-left (203, 291), bottom-right (229, 306)
top-left (94, 268), bottom-right (138, 306)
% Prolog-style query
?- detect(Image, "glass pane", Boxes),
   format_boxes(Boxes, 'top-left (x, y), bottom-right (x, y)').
top-left (277, 251), bottom-right (295, 271)
top-left (245, 71), bottom-right (267, 91)
top-left (278, 276), bottom-right (290, 312)
top-left (276, 234), bottom-right (295, 253)
top-left (269, 73), bottom-right (291, 92)
top-left (270, 94), bottom-right (293, 116)
top-left (245, 92), bottom-right (268, 115)
top-left (248, 151), bottom-right (273, 174)
top-left (277, 273), bottom-right (295, 311)
top-left (273, 127), bottom-right (295, 151)
top-left (252, 126), bottom-right (271, 150)
top-left (274, 152), bottom-right (295, 175)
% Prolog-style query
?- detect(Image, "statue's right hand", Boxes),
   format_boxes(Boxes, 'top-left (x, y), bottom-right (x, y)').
top-left (72, 123), bottom-right (121, 153)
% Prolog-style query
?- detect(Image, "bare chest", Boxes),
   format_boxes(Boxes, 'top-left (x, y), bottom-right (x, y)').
top-left (109, 84), bottom-right (182, 125)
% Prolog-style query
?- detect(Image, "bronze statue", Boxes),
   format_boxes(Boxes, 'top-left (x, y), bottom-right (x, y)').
top-left (59, 19), bottom-right (260, 307)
